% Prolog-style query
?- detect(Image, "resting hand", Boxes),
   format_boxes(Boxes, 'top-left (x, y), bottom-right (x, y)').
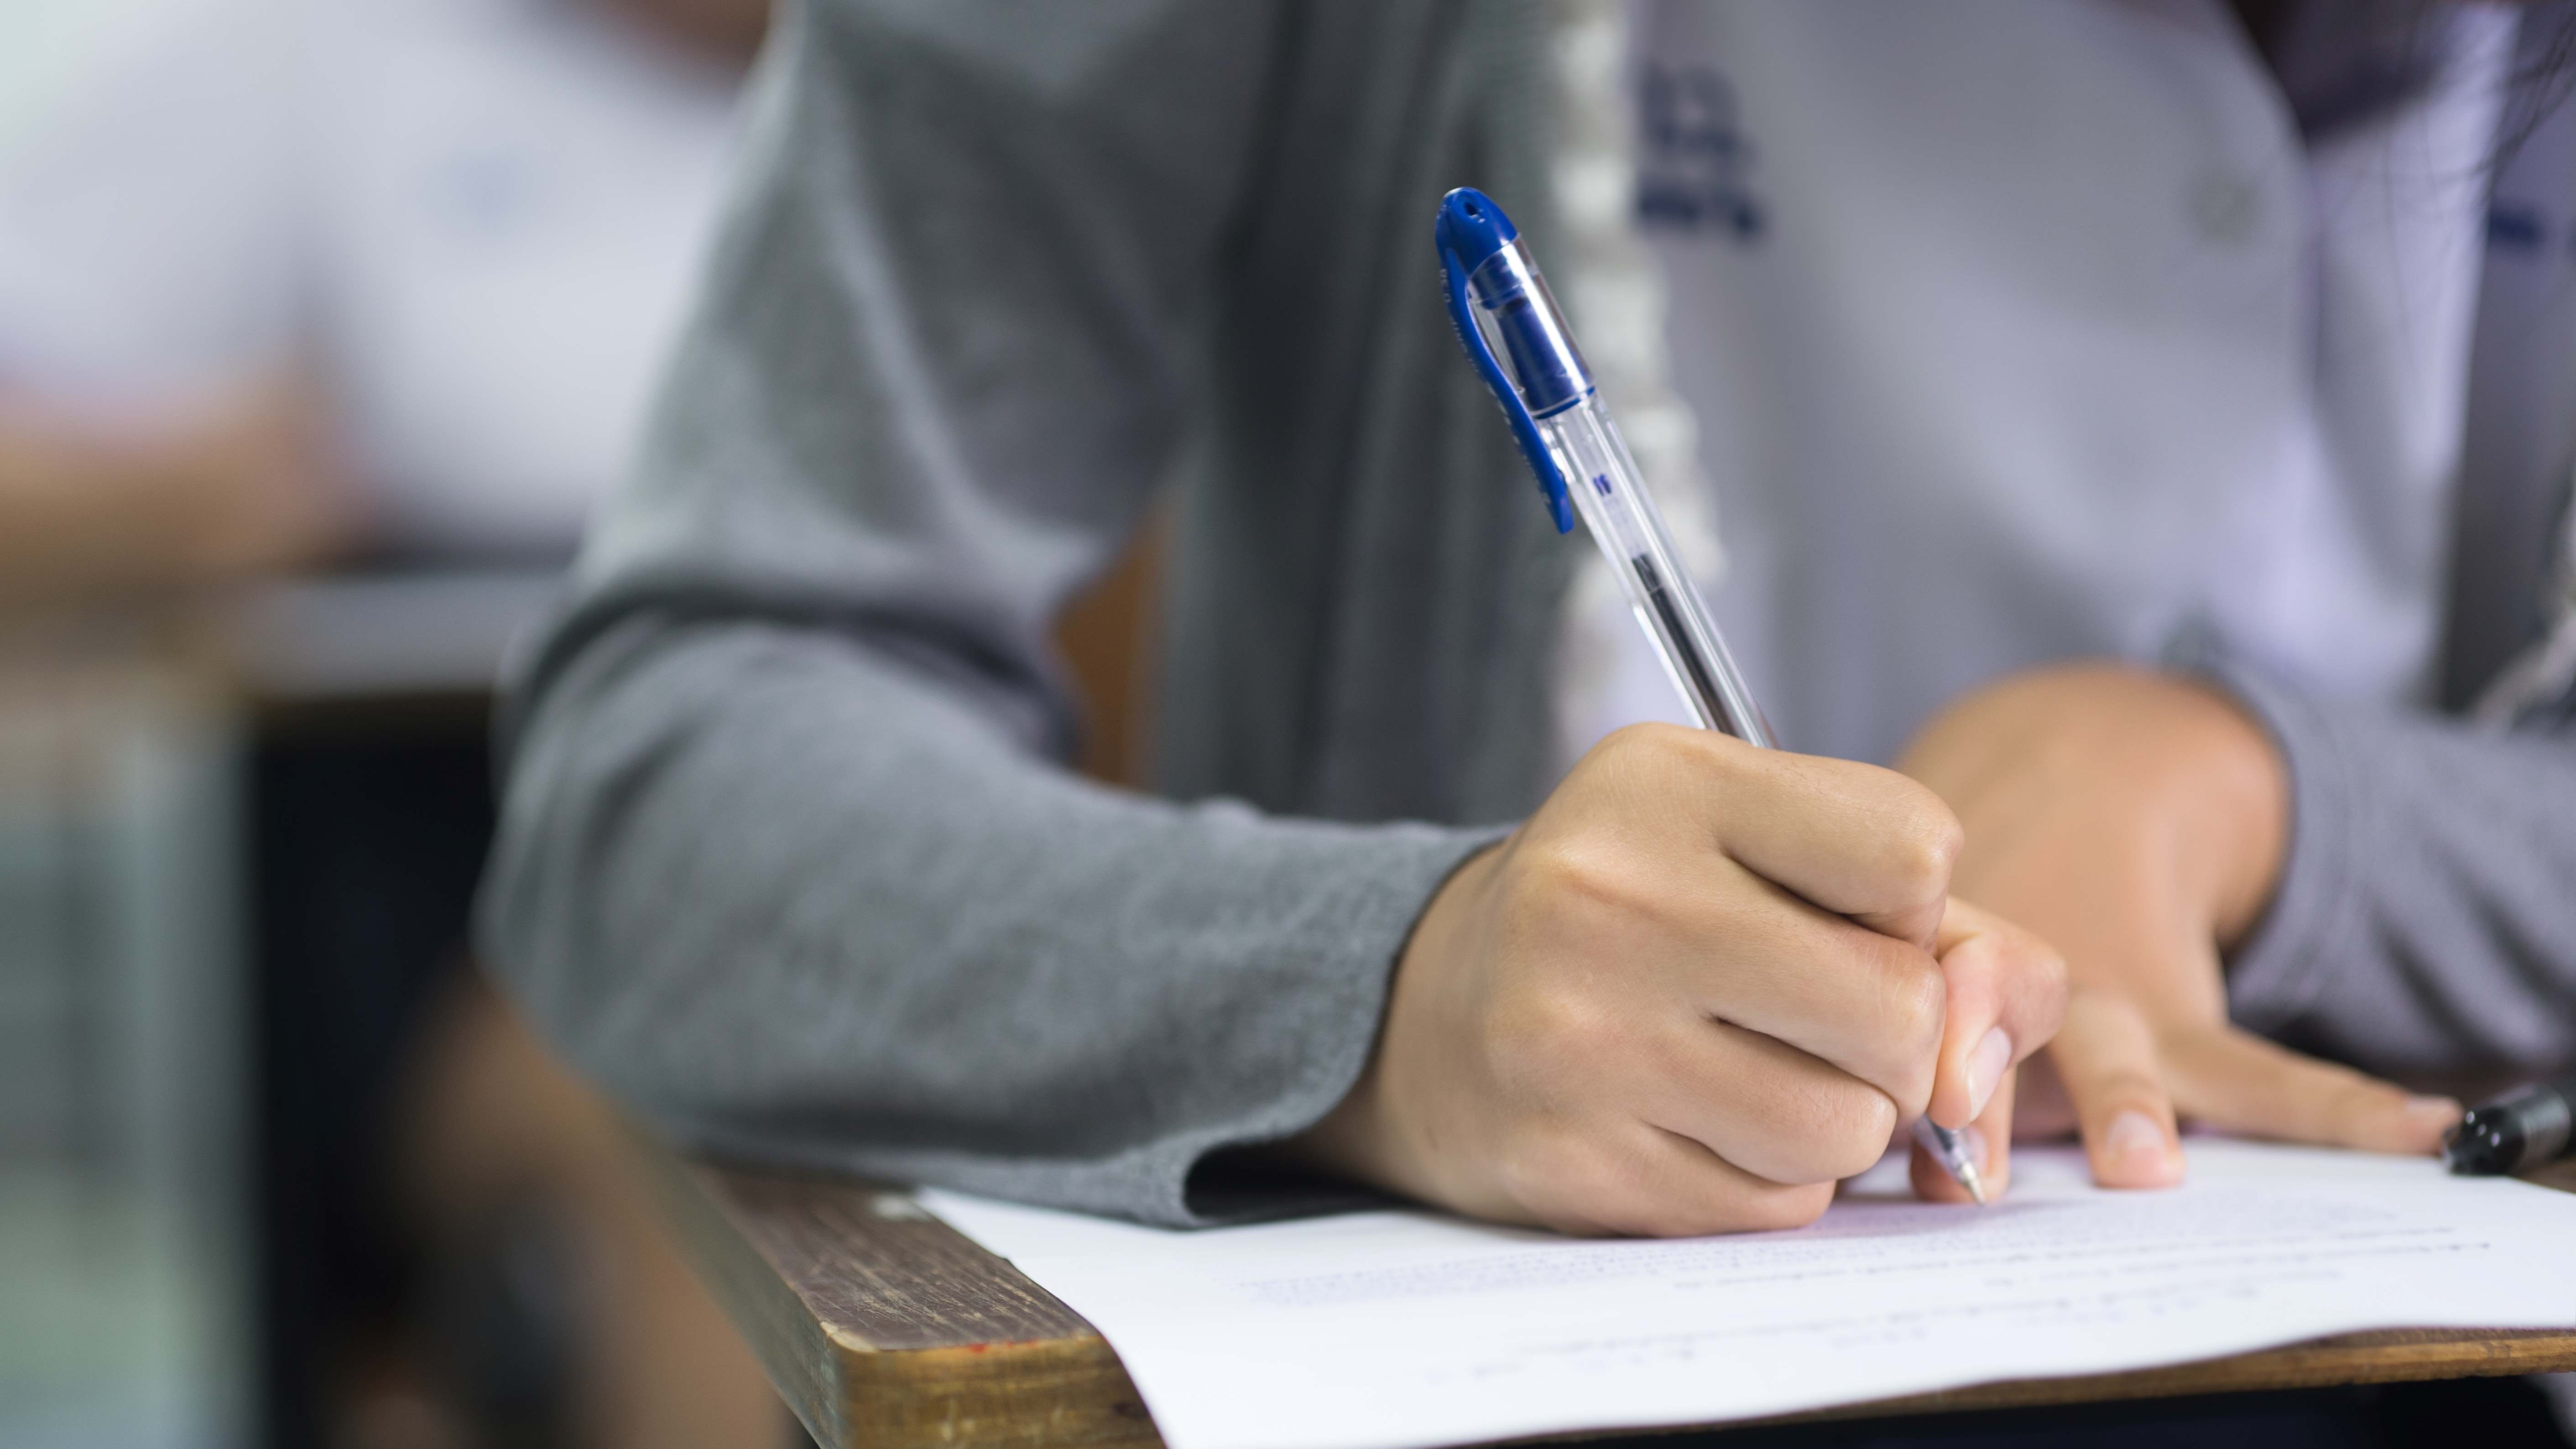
top-left (1290, 724), bottom-right (2066, 1236)
top-left (1898, 664), bottom-right (2461, 1188)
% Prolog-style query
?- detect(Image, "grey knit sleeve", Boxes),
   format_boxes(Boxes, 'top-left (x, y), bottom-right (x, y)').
top-left (476, 0), bottom-right (1497, 1226)
top-left (2200, 655), bottom-right (2576, 1091)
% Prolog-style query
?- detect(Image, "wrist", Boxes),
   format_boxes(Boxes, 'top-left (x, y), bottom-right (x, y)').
top-left (2172, 676), bottom-right (2290, 947)
top-left (1278, 841), bottom-right (1504, 1205)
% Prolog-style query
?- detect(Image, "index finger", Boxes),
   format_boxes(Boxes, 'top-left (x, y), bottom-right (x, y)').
top-left (1617, 727), bottom-right (1962, 949)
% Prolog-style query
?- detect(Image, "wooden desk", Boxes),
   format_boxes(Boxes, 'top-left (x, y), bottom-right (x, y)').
top-left (647, 1149), bottom-right (2576, 1449)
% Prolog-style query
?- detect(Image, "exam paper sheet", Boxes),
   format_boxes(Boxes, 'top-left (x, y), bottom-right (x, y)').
top-left (923, 1141), bottom-right (2576, 1449)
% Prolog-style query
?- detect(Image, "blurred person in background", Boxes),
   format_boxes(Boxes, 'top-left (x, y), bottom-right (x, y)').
top-left (483, 2), bottom-right (2576, 1442)
top-left (0, 0), bottom-right (787, 1445)
top-left (0, 0), bottom-right (767, 595)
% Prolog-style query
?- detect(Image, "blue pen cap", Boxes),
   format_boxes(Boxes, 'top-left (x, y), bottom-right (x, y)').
top-left (1436, 190), bottom-right (1592, 419)
top-left (1433, 187), bottom-right (1518, 273)
top-left (1436, 188), bottom-right (1593, 532)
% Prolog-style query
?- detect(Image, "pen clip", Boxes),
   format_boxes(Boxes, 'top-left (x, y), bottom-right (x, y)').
top-left (1440, 235), bottom-right (1575, 535)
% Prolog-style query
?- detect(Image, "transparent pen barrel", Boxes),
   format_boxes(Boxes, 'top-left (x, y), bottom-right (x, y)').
top-left (1538, 403), bottom-right (1775, 748)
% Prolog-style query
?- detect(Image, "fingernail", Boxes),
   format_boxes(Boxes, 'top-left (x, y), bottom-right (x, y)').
top-left (1965, 1026), bottom-right (2013, 1120)
top-left (2104, 1109), bottom-right (2169, 1165)
top-left (2406, 1095), bottom-right (2465, 1135)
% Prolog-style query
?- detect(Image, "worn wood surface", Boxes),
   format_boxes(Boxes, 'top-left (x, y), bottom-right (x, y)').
top-left (641, 1151), bottom-right (1158, 1449)
top-left (648, 1147), bottom-right (2576, 1449)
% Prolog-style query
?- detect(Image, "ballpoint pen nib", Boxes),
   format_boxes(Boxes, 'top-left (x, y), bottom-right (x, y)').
top-left (1912, 1118), bottom-right (1988, 1205)
top-left (1954, 1157), bottom-right (1988, 1206)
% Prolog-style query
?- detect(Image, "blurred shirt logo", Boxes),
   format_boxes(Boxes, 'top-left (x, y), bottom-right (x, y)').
top-left (1635, 62), bottom-right (1763, 243)
top-left (2487, 197), bottom-right (2556, 258)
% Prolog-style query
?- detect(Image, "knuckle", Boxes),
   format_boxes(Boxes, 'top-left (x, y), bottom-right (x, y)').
top-left (2020, 929), bottom-right (2072, 997)
top-left (1609, 720), bottom-right (1713, 766)
top-left (1874, 782), bottom-right (1964, 898)
top-left (1596, 722), bottom-right (1750, 797)
top-left (1822, 1091), bottom-right (1903, 1180)
top-left (1844, 772), bottom-right (1957, 906)
top-left (1774, 1079), bottom-right (1901, 1183)
top-left (1594, 721), bottom-right (1667, 762)
top-left (1515, 837), bottom-right (1642, 921)
top-left (1986, 912), bottom-right (2069, 989)
top-left (1587, 722), bottom-right (1690, 783)
top-left (2018, 938), bottom-right (2072, 1036)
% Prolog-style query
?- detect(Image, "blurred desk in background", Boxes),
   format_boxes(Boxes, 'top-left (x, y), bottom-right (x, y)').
top-left (0, 617), bottom-right (253, 1449)
top-left (0, 561), bottom-right (553, 1449)
top-left (220, 566), bottom-right (558, 1449)
top-left (225, 566), bottom-right (562, 712)
top-left (647, 1147), bottom-right (2576, 1449)
top-left (217, 564), bottom-right (795, 1449)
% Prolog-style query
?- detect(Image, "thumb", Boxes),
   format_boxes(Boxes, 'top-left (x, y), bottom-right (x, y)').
top-left (2164, 1026), bottom-right (2459, 1155)
top-left (1922, 898), bottom-right (2064, 1131)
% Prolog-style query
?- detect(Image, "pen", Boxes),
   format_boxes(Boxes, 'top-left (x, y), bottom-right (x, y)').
top-left (1434, 186), bottom-right (1988, 1206)
top-left (2445, 1074), bottom-right (2576, 1176)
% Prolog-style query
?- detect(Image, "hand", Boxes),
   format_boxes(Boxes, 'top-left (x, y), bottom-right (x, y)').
top-left (1899, 663), bottom-right (2461, 1187)
top-left (1289, 724), bottom-right (2067, 1236)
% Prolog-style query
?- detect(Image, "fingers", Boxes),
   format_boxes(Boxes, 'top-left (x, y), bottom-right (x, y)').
top-left (1529, 727), bottom-right (1976, 1118)
top-left (1636, 1016), bottom-right (1903, 1187)
top-left (1663, 889), bottom-right (1947, 1117)
top-left (2163, 1027), bottom-right (2460, 1155)
top-left (1912, 1064), bottom-right (2016, 1203)
top-left (1596, 726), bottom-right (1962, 950)
top-left (1922, 899), bottom-right (2065, 1131)
top-left (1513, 1120), bottom-right (1836, 1238)
top-left (2048, 989), bottom-right (2185, 1188)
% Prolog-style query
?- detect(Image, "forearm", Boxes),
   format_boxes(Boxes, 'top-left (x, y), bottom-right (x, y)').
top-left (474, 0), bottom-right (1348, 1222)
top-left (483, 613), bottom-right (1496, 1225)
top-left (2215, 660), bottom-right (2576, 1090)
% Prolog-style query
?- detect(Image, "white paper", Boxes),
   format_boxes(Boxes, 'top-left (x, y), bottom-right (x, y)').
top-left (923, 1141), bottom-right (2576, 1449)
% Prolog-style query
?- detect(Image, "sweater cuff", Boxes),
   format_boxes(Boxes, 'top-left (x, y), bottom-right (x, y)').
top-left (656, 818), bottom-right (1515, 1230)
top-left (1170, 821), bottom-right (1514, 1224)
top-left (2169, 646), bottom-right (2359, 1036)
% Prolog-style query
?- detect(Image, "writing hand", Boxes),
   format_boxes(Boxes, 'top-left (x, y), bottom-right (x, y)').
top-left (1291, 725), bottom-right (2066, 1235)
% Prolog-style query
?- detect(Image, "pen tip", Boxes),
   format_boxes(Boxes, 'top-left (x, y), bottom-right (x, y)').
top-left (1956, 1161), bottom-right (1988, 1206)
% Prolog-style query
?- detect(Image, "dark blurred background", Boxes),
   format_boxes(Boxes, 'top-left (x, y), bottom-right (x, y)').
top-left (0, 4), bottom-right (1169, 1443)
top-left (0, 1), bottom-right (813, 1445)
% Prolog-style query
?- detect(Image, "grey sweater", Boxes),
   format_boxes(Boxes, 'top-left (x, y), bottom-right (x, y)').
top-left (483, 0), bottom-right (2576, 1226)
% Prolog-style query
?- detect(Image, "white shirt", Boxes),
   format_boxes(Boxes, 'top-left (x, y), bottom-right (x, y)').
top-left (1563, 0), bottom-right (2516, 768)
top-left (0, 0), bottom-right (743, 557)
